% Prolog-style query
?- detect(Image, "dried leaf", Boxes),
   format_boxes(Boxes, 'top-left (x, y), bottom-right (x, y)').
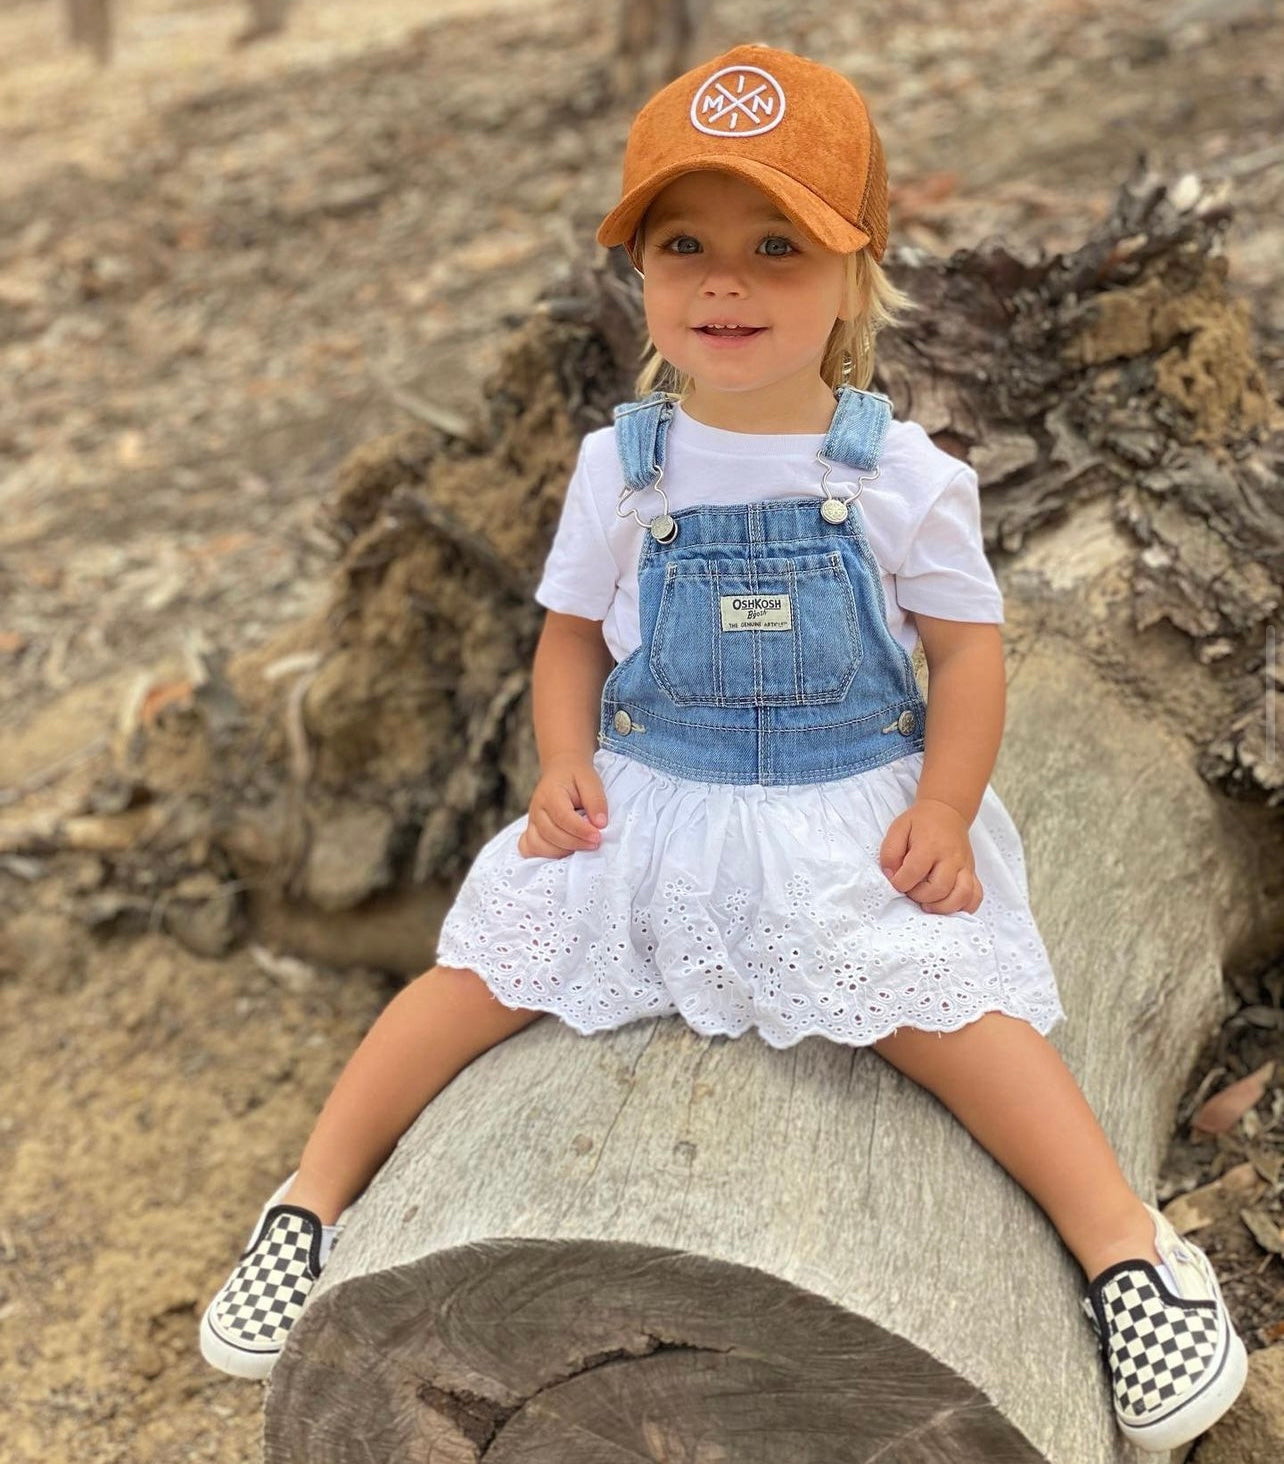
top-left (249, 943), bottom-right (319, 995)
top-left (1246, 1144), bottom-right (1284, 1187)
top-left (63, 807), bottom-right (159, 853)
top-left (1163, 1163), bottom-right (1266, 1233)
top-left (1240, 1208), bottom-right (1284, 1256)
top-left (140, 678), bottom-right (195, 728)
top-left (1238, 1005), bottom-right (1284, 1030)
top-left (1191, 1061), bottom-right (1276, 1134)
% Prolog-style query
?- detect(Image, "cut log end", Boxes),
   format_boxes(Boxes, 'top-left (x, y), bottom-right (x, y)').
top-left (264, 1240), bottom-right (1046, 1463)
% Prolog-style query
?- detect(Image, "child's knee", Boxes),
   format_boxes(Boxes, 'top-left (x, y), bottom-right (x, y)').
top-left (425, 963), bottom-right (545, 1028)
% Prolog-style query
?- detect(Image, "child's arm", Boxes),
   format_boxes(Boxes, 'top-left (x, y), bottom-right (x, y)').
top-left (532, 610), bottom-right (615, 768)
top-left (518, 610), bottom-right (616, 859)
top-left (878, 614), bottom-right (1005, 915)
top-left (911, 614), bottom-right (1006, 827)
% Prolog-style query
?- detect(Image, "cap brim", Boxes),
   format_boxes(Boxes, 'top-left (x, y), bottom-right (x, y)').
top-left (596, 156), bottom-right (872, 256)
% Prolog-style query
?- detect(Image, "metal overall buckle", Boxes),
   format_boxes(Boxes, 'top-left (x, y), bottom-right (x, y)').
top-left (815, 386), bottom-right (890, 523)
top-left (815, 456), bottom-right (881, 524)
top-left (615, 394), bottom-right (681, 543)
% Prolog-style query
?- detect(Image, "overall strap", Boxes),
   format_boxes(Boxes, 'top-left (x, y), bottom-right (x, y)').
top-left (612, 391), bottom-right (679, 494)
top-left (819, 385), bottom-right (894, 473)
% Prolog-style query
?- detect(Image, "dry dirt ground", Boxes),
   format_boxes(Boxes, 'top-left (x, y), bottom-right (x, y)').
top-left (1, 1), bottom-right (1282, 1460)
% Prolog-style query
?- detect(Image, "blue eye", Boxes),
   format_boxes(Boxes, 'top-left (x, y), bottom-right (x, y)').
top-left (655, 233), bottom-right (800, 257)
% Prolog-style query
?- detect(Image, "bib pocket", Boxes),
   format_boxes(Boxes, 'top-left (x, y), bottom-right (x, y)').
top-left (649, 550), bottom-right (864, 707)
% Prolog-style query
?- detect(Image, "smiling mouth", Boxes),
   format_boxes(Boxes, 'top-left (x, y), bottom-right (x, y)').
top-left (694, 325), bottom-right (766, 337)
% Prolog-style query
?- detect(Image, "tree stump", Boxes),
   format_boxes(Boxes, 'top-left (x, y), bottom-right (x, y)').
top-left (253, 162), bottom-right (1284, 1461)
top-left (232, 0), bottom-right (294, 50)
top-left (609, 0), bottom-right (715, 107)
top-left (64, 0), bottom-right (112, 66)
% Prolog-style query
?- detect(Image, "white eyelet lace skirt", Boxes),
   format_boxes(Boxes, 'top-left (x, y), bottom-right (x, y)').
top-left (435, 747), bottom-right (1066, 1050)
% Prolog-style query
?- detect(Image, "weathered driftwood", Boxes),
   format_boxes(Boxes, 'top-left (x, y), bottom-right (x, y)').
top-left (255, 163), bottom-right (1284, 1461)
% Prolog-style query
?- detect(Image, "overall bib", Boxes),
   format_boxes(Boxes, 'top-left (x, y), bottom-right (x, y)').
top-left (597, 384), bottom-right (927, 786)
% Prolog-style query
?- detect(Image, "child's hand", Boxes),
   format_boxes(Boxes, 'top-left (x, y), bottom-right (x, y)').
top-left (879, 798), bottom-right (984, 914)
top-left (517, 754), bottom-right (610, 859)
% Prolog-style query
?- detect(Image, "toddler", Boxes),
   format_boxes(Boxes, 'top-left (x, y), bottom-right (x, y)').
top-left (200, 42), bottom-right (1247, 1452)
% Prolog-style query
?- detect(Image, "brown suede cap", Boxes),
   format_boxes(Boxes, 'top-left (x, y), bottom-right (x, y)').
top-left (596, 43), bottom-right (889, 266)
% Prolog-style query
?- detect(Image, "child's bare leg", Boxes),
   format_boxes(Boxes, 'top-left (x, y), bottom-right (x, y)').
top-left (281, 965), bottom-right (545, 1224)
top-left (871, 1012), bottom-right (1162, 1281)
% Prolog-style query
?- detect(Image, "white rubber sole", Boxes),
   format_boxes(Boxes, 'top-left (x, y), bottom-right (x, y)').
top-left (199, 1292), bottom-right (281, 1379)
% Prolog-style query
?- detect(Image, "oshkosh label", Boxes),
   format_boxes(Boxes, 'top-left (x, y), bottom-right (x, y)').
top-left (720, 593), bottom-right (793, 631)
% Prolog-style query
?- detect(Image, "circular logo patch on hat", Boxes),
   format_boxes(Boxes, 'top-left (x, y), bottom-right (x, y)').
top-left (690, 65), bottom-right (787, 138)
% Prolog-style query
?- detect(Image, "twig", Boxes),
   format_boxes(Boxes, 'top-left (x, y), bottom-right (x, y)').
top-left (369, 368), bottom-right (477, 442)
top-left (1213, 140), bottom-right (1284, 181)
top-left (285, 666), bottom-right (319, 787)
top-left (0, 735), bottom-right (110, 808)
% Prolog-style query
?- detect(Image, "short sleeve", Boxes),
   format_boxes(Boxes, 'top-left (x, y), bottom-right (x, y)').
top-left (893, 465), bottom-right (1004, 622)
top-left (534, 438), bottom-right (618, 621)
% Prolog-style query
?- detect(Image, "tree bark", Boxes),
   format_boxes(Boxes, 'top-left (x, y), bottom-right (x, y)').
top-left (250, 161), bottom-right (1284, 1461)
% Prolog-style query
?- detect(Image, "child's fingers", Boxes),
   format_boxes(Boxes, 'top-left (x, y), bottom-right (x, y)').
top-left (516, 767), bottom-right (610, 859)
top-left (535, 794), bottom-right (603, 852)
top-left (575, 771), bottom-right (610, 830)
top-left (878, 815), bottom-right (911, 884)
top-left (909, 860), bottom-right (959, 900)
top-left (920, 869), bottom-right (983, 914)
top-left (517, 818), bottom-right (575, 860)
top-left (883, 846), bottom-right (937, 892)
top-left (527, 809), bottom-right (585, 854)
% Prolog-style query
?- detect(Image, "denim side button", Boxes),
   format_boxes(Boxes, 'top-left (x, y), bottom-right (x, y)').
top-left (897, 709), bottom-right (917, 735)
top-left (614, 710), bottom-right (634, 735)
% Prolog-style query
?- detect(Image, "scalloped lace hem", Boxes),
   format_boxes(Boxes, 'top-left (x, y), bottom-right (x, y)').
top-left (435, 945), bottom-right (1067, 1051)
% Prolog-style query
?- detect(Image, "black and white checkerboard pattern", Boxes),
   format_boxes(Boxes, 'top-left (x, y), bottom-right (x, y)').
top-left (211, 1209), bottom-right (320, 1352)
top-left (1091, 1266), bottom-right (1221, 1421)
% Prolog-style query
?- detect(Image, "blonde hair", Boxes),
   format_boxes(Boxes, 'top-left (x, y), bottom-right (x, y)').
top-left (631, 221), bottom-right (919, 400)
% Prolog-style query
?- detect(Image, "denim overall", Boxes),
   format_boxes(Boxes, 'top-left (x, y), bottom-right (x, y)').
top-left (596, 385), bottom-right (928, 786)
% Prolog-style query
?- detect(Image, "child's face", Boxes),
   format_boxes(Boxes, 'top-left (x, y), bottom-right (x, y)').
top-left (638, 170), bottom-right (848, 401)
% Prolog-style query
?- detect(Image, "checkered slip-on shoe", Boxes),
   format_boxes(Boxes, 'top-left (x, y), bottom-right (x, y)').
top-left (199, 1171), bottom-right (350, 1380)
top-left (1080, 1201), bottom-right (1247, 1451)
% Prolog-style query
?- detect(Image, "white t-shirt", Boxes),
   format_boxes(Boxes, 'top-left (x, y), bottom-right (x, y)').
top-left (534, 401), bottom-right (1004, 664)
